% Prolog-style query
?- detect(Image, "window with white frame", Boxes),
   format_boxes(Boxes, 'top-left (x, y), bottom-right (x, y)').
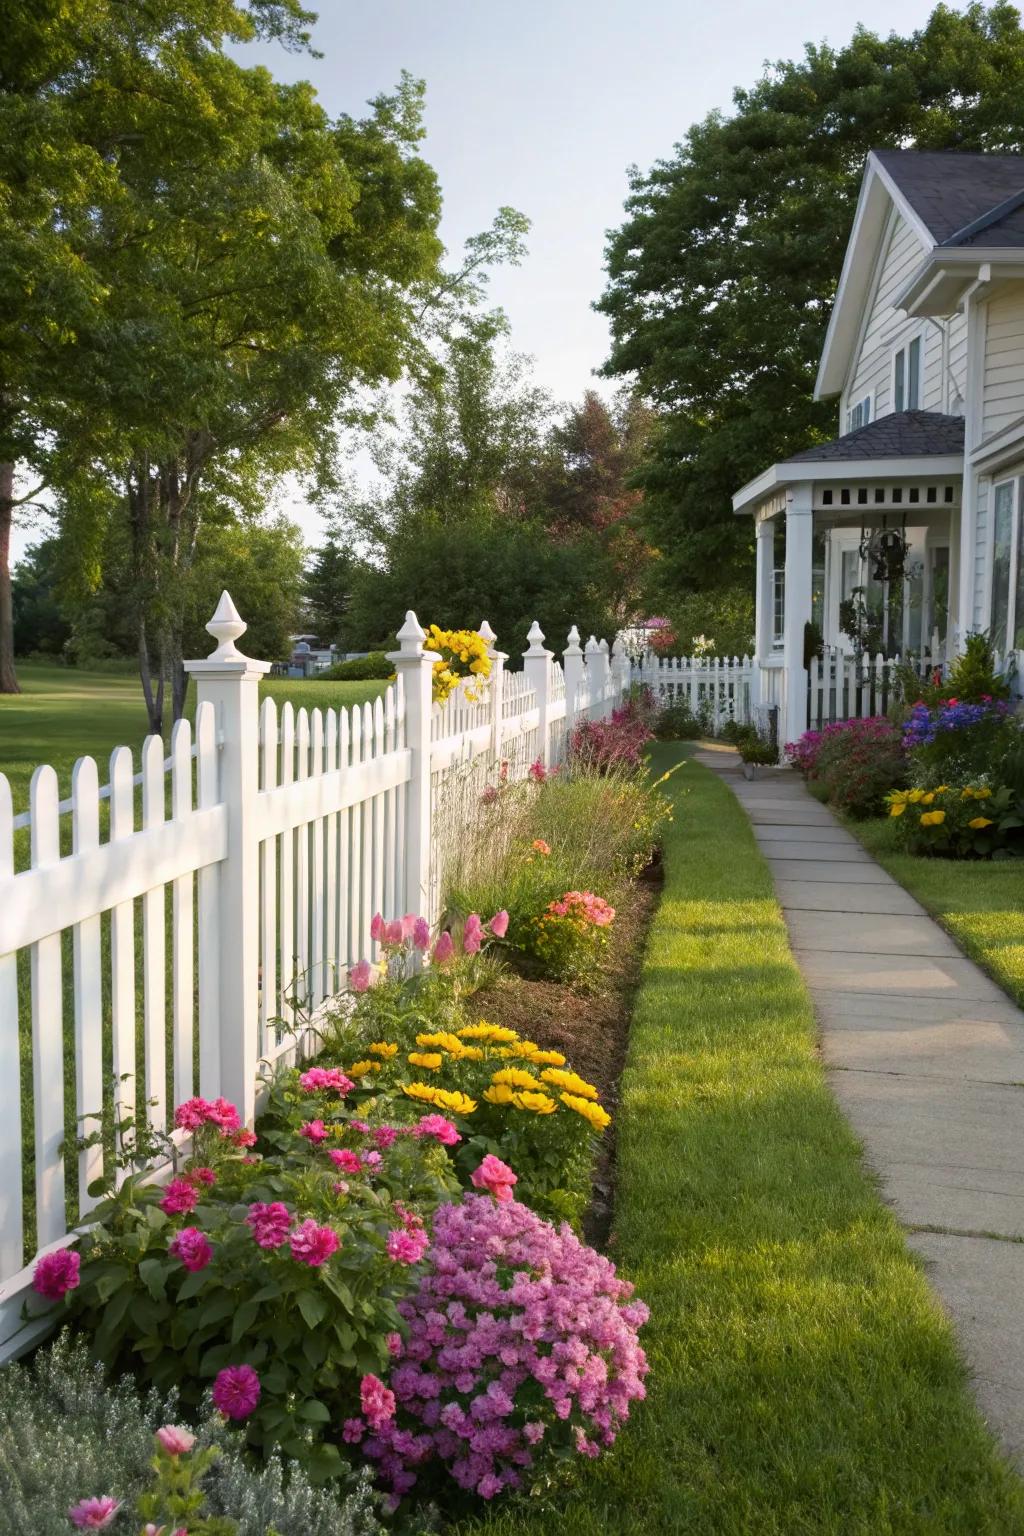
top-left (846, 395), bottom-right (871, 433)
top-left (990, 476), bottom-right (1024, 654)
top-left (892, 335), bottom-right (922, 412)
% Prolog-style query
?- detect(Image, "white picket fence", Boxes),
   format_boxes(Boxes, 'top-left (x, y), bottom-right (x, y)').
top-left (0, 597), bottom-right (627, 1357)
top-left (636, 652), bottom-right (754, 728)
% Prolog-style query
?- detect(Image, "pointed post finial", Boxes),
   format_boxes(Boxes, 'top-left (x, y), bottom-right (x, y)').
top-left (393, 610), bottom-right (428, 657)
top-left (524, 620), bottom-right (548, 658)
top-left (566, 624), bottom-right (581, 653)
top-left (612, 634), bottom-right (626, 656)
top-left (585, 634), bottom-right (600, 655)
top-left (477, 619), bottom-right (498, 653)
top-left (205, 590), bottom-right (248, 662)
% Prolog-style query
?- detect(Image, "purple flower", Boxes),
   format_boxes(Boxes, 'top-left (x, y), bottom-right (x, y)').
top-left (32, 1248), bottom-right (80, 1301)
top-left (212, 1364), bottom-right (261, 1420)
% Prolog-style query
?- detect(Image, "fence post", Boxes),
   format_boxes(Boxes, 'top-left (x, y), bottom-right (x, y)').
top-left (563, 626), bottom-right (585, 737)
top-left (183, 591), bottom-right (270, 1126)
top-left (387, 612), bottom-right (440, 921)
top-left (612, 635), bottom-right (631, 701)
top-left (523, 621), bottom-right (553, 767)
top-left (598, 639), bottom-right (613, 717)
top-left (585, 636), bottom-right (602, 718)
top-left (478, 620), bottom-right (505, 765)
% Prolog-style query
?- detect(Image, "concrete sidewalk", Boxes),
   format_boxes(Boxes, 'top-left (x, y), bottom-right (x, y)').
top-left (694, 742), bottom-right (1024, 1464)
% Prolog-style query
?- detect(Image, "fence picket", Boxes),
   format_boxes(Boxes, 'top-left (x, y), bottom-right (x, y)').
top-left (141, 734), bottom-right (167, 1133)
top-left (71, 756), bottom-right (103, 1212)
top-left (278, 703), bottom-right (295, 1031)
top-left (170, 721), bottom-right (194, 1113)
top-left (294, 710), bottom-right (310, 1017)
top-left (359, 704), bottom-right (374, 955)
top-left (108, 747), bottom-right (136, 1146)
top-left (30, 765), bottom-right (65, 1248)
top-left (309, 709), bottom-right (325, 1013)
top-left (259, 698), bottom-right (278, 1057)
top-left (195, 703), bottom-right (220, 1098)
top-left (0, 777), bottom-right (22, 1273)
top-left (324, 709), bottom-right (338, 1001)
top-left (337, 708), bottom-right (351, 971)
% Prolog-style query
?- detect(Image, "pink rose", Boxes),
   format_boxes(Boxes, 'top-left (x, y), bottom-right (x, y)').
top-left (160, 1178), bottom-right (199, 1217)
top-left (32, 1248), bottom-right (80, 1301)
top-left (386, 1227), bottom-right (430, 1264)
top-left (168, 1226), bottom-right (212, 1273)
top-left (245, 1201), bottom-right (292, 1249)
top-left (401, 913), bottom-right (418, 939)
top-left (289, 1218), bottom-right (341, 1267)
top-left (156, 1424), bottom-right (196, 1456)
top-left (299, 1067), bottom-right (354, 1095)
top-left (360, 1372), bottom-right (396, 1427)
top-left (69, 1497), bottom-right (120, 1529)
top-left (414, 1113), bottom-right (461, 1146)
top-left (488, 909), bottom-right (509, 938)
top-left (190, 1166), bottom-right (216, 1186)
top-left (329, 1148), bottom-right (363, 1174)
top-left (212, 1364), bottom-right (261, 1420)
top-left (384, 918), bottom-right (404, 945)
top-left (470, 1154), bottom-right (518, 1203)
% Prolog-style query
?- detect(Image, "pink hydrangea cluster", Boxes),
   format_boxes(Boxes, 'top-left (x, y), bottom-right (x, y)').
top-left (358, 1192), bottom-right (649, 1502)
top-left (299, 1066), bottom-right (355, 1095)
top-left (547, 891), bottom-right (615, 927)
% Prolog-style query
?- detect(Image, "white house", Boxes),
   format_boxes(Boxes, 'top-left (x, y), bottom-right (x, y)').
top-left (734, 149), bottom-right (1024, 746)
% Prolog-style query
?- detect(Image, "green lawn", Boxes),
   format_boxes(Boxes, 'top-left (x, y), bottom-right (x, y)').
top-left (0, 662), bottom-right (387, 817)
top-left (851, 816), bottom-right (1024, 1010)
top-left (460, 746), bottom-right (1024, 1535)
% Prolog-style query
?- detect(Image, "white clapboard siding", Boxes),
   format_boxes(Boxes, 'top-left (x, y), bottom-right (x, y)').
top-left (0, 602), bottom-right (631, 1358)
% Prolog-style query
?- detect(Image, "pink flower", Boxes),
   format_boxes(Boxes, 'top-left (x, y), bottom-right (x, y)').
top-left (412, 917), bottom-right (431, 951)
top-left (329, 1148), bottom-right (363, 1174)
top-left (463, 913), bottom-right (483, 954)
top-left (168, 1226), bottom-right (212, 1273)
top-left (156, 1424), bottom-right (196, 1456)
top-left (174, 1096), bottom-right (241, 1135)
top-left (232, 1127), bottom-right (257, 1148)
top-left (370, 912), bottom-right (386, 941)
top-left (528, 758), bottom-right (547, 782)
top-left (386, 1331), bottom-right (404, 1356)
top-left (32, 1248), bottom-right (80, 1301)
top-left (480, 785), bottom-right (499, 805)
top-left (364, 1149), bottom-right (383, 1169)
top-left (190, 1166), bottom-right (217, 1186)
top-left (387, 1227), bottom-right (430, 1264)
top-left (349, 959), bottom-right (374, 992)
top-left (401, 913), bottom-right (418, 939)
top-left (68, 1497), bottom-right (120, 1528)
top-left (160, 1178), bottom-right (199, 1217)
top-left (374, 1125), bottom-right (398, 1149)
top-left (289, 1218), bottom-right (341, 1267)
top-left (432, 931), bottom-right (455, 967)
top-left (298, 1119), bottom-right (328, 1144)
top-left (384, 918), bottom-right (404, 945)
top-left (342, 1417), bottom-right (365, 1443)
top-left (470, 1154), bottom-right (518, 1204)
top-left (245, 1201), bottom-right (292, 1249)
top-left (414, 1114), bottom-right (461, 1146)
top-left (488, 909), bottom-right (509, 938)
top-left (299, 1067), bottom-right (354, 1095)
top-left (212, 1364), bottom-right (261, 1420)
top-left (360, 1373), bottom-right (397, 1428)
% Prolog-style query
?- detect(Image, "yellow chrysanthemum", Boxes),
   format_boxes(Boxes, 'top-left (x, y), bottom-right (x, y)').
top-left (458, 1021), bottom-right (519, 1043)
top-left (491, 1067), bottom-right (544, 1091)
top-left (961, 786), bottom-right (976, 799)
top-left (513, 1090), bottom-right (558, 1115)
top-left (459, 1045), bottom-right (484, 1061)
top-left (369, 1041), bottom-right (398, 1058)
top-left (484, 1084), bottom-right (517, 1106)
top-left (430, 1088), bottom-right (476, 1116)
top-left (402, 1082), bottom-right (439, 1104)
top-left (907, 788), bottom-right (925, 803)
top-left (520, 1048), bottom-right (567, 1067)
top-left (968, 816), bottom-right (994, 829)
top-left (889, 802), bottom-right (906, 817)
top-left (921, 791), bottom-right (936, 805)
top-left (348, 1060), bottom-right (381, 1077)
top-left (560, 1092), bottom-right (612, 1130)
top-left (408, 1052), bottom-right (443, 1070)
top-left (919, 810), bottom-right (946, 827)
top-left (416, 1031), bottom-right (465, 1055)
top-left (541, 1068), bottom-right (599, 1100)
top-left (976, 786), bottom-right (993, 799)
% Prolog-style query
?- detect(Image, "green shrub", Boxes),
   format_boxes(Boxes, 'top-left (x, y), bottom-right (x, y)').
top-left (810, 717), bottom-right (907, 817)
top-left (654, 700), bottom-right (702, 740)
top-left (0, 1332), bottom-right (384, 1536)
top-left (322, 652), bottom-right (394, 681)
top-left (885, 783), bottom-right (1024, 859)
top-left (735, 727), bottom-right (777, 766)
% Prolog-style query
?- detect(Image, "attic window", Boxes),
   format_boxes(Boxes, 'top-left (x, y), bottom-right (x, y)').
top-left (846, 395), bottom-right (871, 433)
top-left (893, 336), bottom-right (921, 412)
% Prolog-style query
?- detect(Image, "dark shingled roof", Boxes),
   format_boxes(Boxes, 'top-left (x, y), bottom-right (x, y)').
top-left (874, 149), bottom-right (1024, 248)
top-left (784, 410), bottom-right (965, 464)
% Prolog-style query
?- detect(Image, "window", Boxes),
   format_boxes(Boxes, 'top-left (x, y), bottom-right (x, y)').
top-left (989, 477), bottom-right (1024, 653)
top-left (893, 336), bottom-right (921, 412)
top-left (846, 395), bottom-right (871, 433)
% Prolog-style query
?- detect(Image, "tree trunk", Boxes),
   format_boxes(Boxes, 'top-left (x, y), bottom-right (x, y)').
top-left (138, 614), bottom-right (164, 737)
top-left (0, 461), bottom-right (20, 694)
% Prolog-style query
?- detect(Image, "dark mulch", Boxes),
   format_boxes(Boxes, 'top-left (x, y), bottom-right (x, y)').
top-left (473, 861), bottom-right (662, 1246)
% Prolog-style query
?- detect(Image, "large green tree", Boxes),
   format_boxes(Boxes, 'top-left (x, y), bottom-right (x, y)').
top-left (598, 1), bottom-right (1024, 599)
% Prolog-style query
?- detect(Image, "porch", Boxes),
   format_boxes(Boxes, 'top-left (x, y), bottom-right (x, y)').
top-left (732, 410), bottom-right (965, 745)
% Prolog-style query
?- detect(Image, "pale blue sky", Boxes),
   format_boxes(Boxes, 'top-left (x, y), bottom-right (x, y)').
top-left (13, 0), bottom-right (938, 564)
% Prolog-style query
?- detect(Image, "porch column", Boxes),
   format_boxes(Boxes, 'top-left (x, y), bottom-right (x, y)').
top-left (782, 485), bottom-right (814, 747)
top-left (752, 514), bottom-right (775, 706)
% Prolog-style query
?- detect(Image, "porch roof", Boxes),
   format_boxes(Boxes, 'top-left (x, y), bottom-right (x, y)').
top-left (732, 410), bottom-right (965, 514)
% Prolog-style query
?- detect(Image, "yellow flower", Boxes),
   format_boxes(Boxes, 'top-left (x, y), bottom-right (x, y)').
top-left (459, 1045), bottom-right (485, 1060)
top-left (431, 1088), bottom-right (476, 1116)
top-left (921, 791), bottom-right (935, 805)
top-left (408, 1052), bottom-right (443, 1070)
top-left (919, 810), bottom-right (946, 827)
top-left (348, 1060), bottom-right (381, 1077)
top-left (560, 1092), bottom-right (612, 1130)
top-left (961, 787), bottom-right (976, 799)
top-left (402, 1082), bottom-right (439, 1104)
top-left (369, 1041), bottom-right (398, 1058)
top-left (416, 1031), bottom-right (465, 1055)
top-left (491, 1067), bottom-right (545, 1091)
top-left (968, 816), bottom-right (994, 829)
top-left (976, 787), bottom-right (993, 799)
top-left (519, 1048), bottom-right (567, 1067)
top-left (907, 789), bottom-right (925, 803)
top-left (484, 1084), bottom-right (517, 1106)
top-left (513, 1090), bottom-right (558, 1115)
top-left (889, 802), bottom-right (906, 817)
top-left (459, 1021), bottom-right (519, 1043)
top-left (935, 785), bottom-right (949, 794)
top-left (541, 1068), bottom-right (600, 1101)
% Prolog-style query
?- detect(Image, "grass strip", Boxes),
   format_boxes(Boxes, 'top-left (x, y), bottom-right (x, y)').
top-left (852, 816), bottom-right (1024, 1010)
top-left (459, 745), bottom-right (1024, 1535)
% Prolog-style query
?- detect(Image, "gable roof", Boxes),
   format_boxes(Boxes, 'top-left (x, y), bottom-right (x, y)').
top-left (784, 410), bottom-right (965, 463)
top-left (872, 150), bottom-right (1024, 248)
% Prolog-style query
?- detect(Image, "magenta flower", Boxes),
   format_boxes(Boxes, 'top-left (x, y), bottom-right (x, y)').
top-left (245, 1201), bottom-right (292, 1249)
top-left (174, 1096), bottom-right (241, 1135)
top-left (298, 1119), bottom-right (328, 1144)
top-left (360, 1372), bottom-right (397, 1427)
top-left (190, 1166), bottom-right (216, 1186)
top-left (329, 1148), bottom-right (363, 1174)
top-left (462, 913), bottom-right (483, 954)
top-left (412, 917), bottom-right (431, 951)
top-left (384, 918), bottom-right (404, 945)
top-left (387, 1227), bottom-right (430, 1264)
top-left (374, 1125), bottom-right (399, 1149)
top-left (299, 1066), bottom-right (354, 1095)
top-left (470, 1154), bottom-right (518, 1203)
top-left (528, 757), bottom-right (547, 782)
top-left (414, 1114), bottom-right (461, 1146)
top-left (160, 1178), bottom-right (200, 1217)
top-left (401, 913), bottom-right (418, 939)
top-left (349, 959), bottom-right (374, 992)
top-left (156, 1424), bottom-right (196, 1456)
top-left (289, 1218), bottom-right (341, 1267)
top-left (32, 1247), bottom-right (80, 1301)
top-left (168, 1226), bottom-right (212, 1272)
top-left (488, 909), bottom-right (509, 939)
top-left (432, 931), bottom-right (455, 967)
top-left (68, 1496), bottom-right (120, 1528)
top-left (370, 911), bottom-right (386, 941)
top-left (212, 1364), bottom-right (261, 1420)
top-left (342, 1417), bottom-right (365, 1443)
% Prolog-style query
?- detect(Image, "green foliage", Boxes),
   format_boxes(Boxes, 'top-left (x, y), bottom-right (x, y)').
top-left (322, 653), bottom-right (395, 681)
top-left (11, 540), bottom-right (70, 657)
top-left (598, 4), bottom-right (1024, 600)
top-left (653, 700), bottom-right (704, 741)
top-left (653, 584), bottom-right (756, 662)
top-left (943, 632), bottom-right (1013, 703)
top-left (886, 783), bottom-right (1024, 859)
top-left (734, 728), bottom-right (778, 766)
top-left (304, 537), bottom-right (356, 649)
top-left (809, 717), bottom-right (907, 817)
